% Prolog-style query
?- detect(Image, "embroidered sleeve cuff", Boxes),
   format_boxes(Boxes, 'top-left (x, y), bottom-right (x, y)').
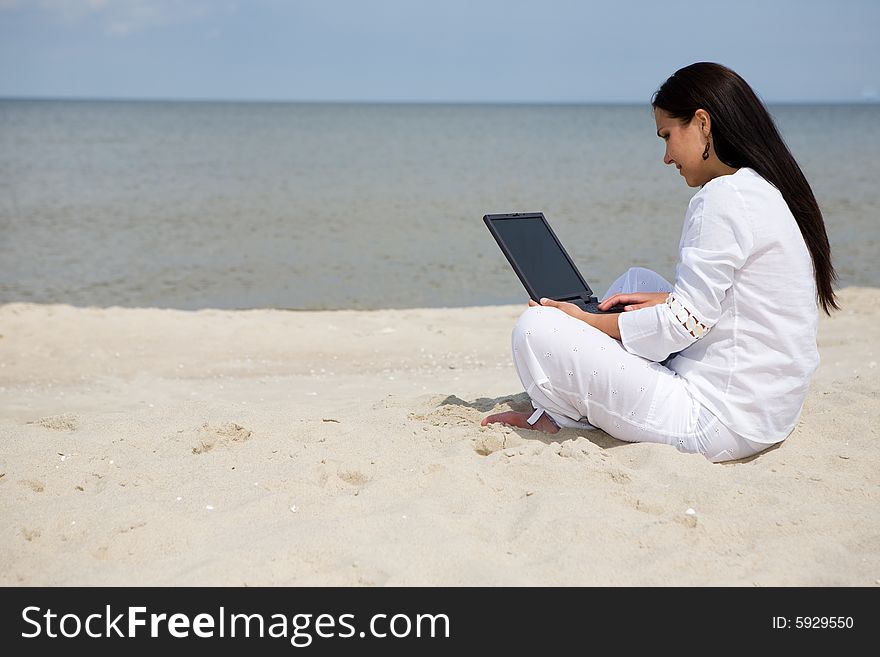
top-left (666, 294), bottom-right (711, 339)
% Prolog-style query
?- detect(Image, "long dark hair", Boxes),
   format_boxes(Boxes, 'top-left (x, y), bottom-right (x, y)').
top-left (652, 62), bottom-right (839, 314)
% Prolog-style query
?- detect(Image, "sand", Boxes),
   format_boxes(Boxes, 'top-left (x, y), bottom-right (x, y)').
top-left (1, 288), bottom-right (878, 586)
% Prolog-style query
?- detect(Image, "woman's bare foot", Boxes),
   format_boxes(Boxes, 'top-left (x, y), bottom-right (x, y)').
top-left (480, 411), bottom-right (560, 434)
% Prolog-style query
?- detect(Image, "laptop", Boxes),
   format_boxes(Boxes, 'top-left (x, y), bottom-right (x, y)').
top-left (484, 212), bottom-right (624, 314)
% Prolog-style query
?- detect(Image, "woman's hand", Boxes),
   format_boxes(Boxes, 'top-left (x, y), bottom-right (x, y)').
top-left (598, 292), bottom-right (669, 312)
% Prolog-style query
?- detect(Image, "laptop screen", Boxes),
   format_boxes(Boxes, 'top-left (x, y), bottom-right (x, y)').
top-left (487, 214), bottom-right (592, 301)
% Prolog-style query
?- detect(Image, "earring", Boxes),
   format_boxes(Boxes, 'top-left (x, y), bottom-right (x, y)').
top-left (702, 139), bottom-right (710, 160)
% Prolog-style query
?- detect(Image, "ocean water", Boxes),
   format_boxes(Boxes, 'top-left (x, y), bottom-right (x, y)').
top-left (1, 100), bottom-right (878, 310)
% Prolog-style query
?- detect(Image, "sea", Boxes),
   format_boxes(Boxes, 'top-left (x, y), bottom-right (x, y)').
top-left (1, 100), bottom-right (878, 310)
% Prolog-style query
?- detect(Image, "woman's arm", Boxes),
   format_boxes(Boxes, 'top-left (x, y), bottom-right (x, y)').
top-left (530, 293), bottom-right (669, 340)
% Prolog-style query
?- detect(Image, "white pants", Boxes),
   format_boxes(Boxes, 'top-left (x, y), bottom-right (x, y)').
top-left (512, 267), bottom-right (766, 463)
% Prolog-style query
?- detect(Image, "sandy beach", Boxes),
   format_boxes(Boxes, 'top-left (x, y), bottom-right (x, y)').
top-left (1, 287), bottom-right (878, 586)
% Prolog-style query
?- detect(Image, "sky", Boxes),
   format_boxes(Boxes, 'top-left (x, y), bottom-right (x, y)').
top-left (1, 0), bottom-right (878, 103)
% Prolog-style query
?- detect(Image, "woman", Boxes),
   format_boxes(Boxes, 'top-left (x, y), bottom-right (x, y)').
top-left (481, 62), bottom-right (838, 462)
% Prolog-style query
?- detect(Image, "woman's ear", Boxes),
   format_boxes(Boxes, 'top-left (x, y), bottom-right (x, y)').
top-left (694, 108), bottom-right (711, 136)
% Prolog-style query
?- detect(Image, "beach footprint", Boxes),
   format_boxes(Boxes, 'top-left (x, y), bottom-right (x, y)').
top-left (18, 479), bottom-right (45, 493)
top-left (314, 458), bottom-right (374, 491)
top-left (27, 414), bottom-right (79, 431)
top-left (191, 422), bottom-right (253, 454)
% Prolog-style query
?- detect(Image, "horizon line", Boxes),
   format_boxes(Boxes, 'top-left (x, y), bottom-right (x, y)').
top-left (2, 94), bottom-right (878, 107)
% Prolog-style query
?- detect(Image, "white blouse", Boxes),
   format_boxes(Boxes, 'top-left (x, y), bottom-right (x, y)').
top-left (618, 167), bottom-right (819, 444)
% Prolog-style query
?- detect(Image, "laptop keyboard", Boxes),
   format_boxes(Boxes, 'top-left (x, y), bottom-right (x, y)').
top-left (578, 300), bottom-right (626, 314)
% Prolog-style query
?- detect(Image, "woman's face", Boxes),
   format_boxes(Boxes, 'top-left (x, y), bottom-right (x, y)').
top-left (654, 107), bottom-right (711, 187)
